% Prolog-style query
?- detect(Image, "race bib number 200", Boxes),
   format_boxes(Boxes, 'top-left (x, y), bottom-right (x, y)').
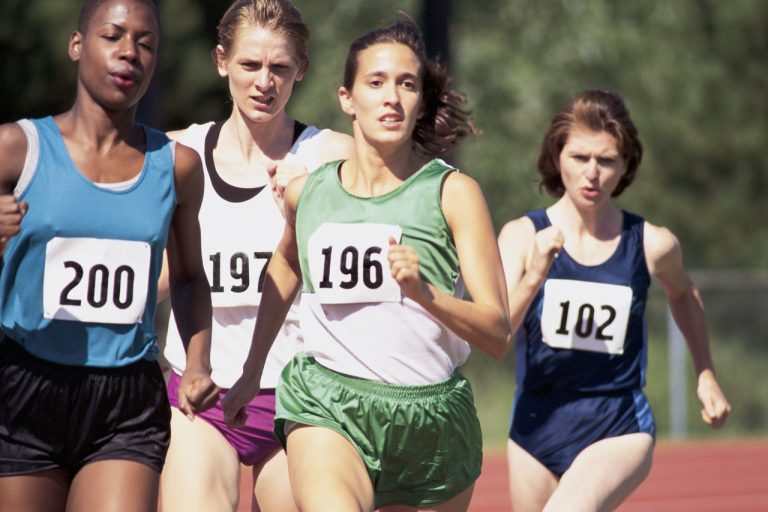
top-left (540, 279), bottom-right (633, 355)
top-left (43, 237), bottom-right (151, 324)
top-left (307, 223), bottom-right (402, 304)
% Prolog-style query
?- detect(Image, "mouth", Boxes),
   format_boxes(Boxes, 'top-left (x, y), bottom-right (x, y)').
top-left (110, 70), bottom-right (139, 89)
top-left (378, 113), bottom-right (404, 128)
top-left (250, 95), bottom-right (274, 109)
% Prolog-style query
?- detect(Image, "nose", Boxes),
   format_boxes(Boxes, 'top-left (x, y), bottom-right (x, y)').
top-left (254, 68), bottom-right (273, 91)
top-left (119, 38), bottom-right (138, 62)
top-left (584, 158), bottom-right (599, 180)
top-left (383, 82), bottom-right (400, 106)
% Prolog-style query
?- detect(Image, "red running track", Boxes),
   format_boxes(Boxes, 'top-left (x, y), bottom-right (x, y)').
top-left (233, 439), bottom-right (768, 511)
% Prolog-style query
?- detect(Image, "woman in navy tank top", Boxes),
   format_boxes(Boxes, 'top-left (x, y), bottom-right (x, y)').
top-left (0, 1), bottom-right (217, 510)
top-left (498, 90), bottom-right (731, 511)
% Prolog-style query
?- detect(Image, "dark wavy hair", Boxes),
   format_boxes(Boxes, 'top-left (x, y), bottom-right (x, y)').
top-left (537, 90), bottom-right (643, 198)
top-left (342, 20), bottom-right (480, 156)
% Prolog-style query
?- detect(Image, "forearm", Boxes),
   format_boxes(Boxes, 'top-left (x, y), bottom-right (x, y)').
top-left (415, 283), bottom-right (512, 359)
top-left (508, 270), bottom-right (547, 333)
top-left (170, 272), bottom-right (213, 371)
top-left (668, 286), bottom-right (715, 376)
top-left (241, 255), bottom-right (302, 379)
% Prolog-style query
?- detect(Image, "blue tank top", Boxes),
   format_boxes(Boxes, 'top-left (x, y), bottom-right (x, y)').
top-left (0, 116), bottom-right (176, 367)
top-left (517, 208), bottom-right (651, 393)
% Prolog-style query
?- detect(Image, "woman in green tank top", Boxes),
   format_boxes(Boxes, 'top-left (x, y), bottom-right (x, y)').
top-left (223, 19), bottom-right (512, 511)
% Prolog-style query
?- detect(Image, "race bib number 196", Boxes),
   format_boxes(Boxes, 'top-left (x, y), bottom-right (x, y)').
top-left (43, 237), bottom-right (151, 324)
top-left (307, 223), bottom-right (402, 304)
top-left (540, 279), bottom-right (633, 355)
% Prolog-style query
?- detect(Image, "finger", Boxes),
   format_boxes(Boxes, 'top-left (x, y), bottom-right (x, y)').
top-left (388, 236), bottom-right (398, 246)
top-left (178, 390), bottom-right (194, 420)
top-left (700, 408), bottom-right (713, 426)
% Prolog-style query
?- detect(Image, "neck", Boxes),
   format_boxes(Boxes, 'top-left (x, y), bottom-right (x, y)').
top-left (342, 137), bottom-right (428, 197)
top-left (222, 109), bottom-right (295, 163)
top-left (550, 196), bottom-right (623, 240)
top-left (58, 95), bottom-right (140, 151)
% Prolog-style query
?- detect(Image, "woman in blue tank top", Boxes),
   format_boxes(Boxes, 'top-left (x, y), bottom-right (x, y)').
top-left (498, 90), bottom-right (731, 511)
top-left (0, 1), bottom-right (217, 510)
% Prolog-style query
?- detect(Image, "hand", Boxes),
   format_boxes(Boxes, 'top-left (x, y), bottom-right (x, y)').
top-left (177, 366), bottom-right (220, 420)
top-left (526, 225), bottom-right (564, 280)
top-left (0, 194), bottom-right (28, 252)
top-left (267, 162), bottom-right (308, 216)
top-left (696, 369), bottom-right (731, 429)
top-left (222, 375), bottom-right (261, 428)
top-left (387, 236), bottom-right (428, 302)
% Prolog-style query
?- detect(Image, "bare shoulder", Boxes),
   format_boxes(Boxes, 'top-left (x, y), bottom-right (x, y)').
top-left (173, 142), bottom-right (203, 177)
top-left (0, 122), bottom-right (28, 192)
top-left (313, 129), bottom-right (354, 162)
top-left (498, 215), bottom-right (535, 258)
top-left (644, 220), bottom-right (683, 276)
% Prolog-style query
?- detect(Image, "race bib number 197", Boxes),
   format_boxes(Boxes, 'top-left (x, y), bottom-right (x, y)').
top-left (307, 223), bottom-right (402, 304)
top-left (43, 237), bottom-right (151, 324)
top-left (540, 279), bottom-right (633, 355)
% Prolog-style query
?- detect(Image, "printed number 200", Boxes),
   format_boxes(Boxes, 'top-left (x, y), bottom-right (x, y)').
top-left (59, 261), bottom-right (135, 309)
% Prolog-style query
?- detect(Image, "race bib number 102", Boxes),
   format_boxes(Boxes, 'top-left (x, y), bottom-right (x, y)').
top-left (307, 223), bottom-right (402, 304)
top-left (43, 237), bottom-right (151, 324)
top-left (540, 279), bottom-right (633, 355)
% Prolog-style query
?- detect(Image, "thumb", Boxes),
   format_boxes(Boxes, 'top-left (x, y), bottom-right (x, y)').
top-left (266, 163), bottom-right (278, 178)
top-left (388, 236), bottom-right (398, 246)
top-left (19, 201), bottom-right (29, 216)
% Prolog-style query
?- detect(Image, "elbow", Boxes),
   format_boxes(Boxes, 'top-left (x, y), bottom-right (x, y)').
top-left (488, 321), bottom-right (513, 360)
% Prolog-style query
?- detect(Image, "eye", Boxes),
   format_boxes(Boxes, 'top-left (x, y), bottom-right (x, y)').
top-left (138, 41), bottom-right (155, 51)
top-left (368, 78), bottom-right (383, 87)
top-left (401, 80), bottom-right (416, 90)
top-left (573, 154), bottom-right (589, 162)
top-left (597, 157), bottom-right (617, 166)
top-left (102, 33), bottom-right (120, 42)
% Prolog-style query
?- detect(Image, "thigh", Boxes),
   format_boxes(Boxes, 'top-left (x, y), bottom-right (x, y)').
top-left (252, 448), bottom-right (297, 512)
top-left (507, 439), bottom-right (558, 512)
top-left (286, 425), bottom-right (374, 512)
top-left (67, 459), bottom-right (159, 512)
top-left (161, 407), bottom-right (242, 512)
top-left (545, 433), bottom-right (654, 512)
top-left (0, 470), bottom-right (69, 512)
top-left (379, 484), bottom-right (474, 512)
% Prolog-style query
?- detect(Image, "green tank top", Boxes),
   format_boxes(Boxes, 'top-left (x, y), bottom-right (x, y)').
top-left (296, 159), bottom-right (460, 295)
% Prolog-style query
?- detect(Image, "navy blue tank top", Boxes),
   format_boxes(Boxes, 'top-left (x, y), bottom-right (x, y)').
top-left (517, 208), bottom-right (651, 393)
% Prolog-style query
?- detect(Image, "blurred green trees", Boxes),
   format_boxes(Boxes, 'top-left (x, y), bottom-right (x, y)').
top-left (1, 0), bottom-right (766, 267)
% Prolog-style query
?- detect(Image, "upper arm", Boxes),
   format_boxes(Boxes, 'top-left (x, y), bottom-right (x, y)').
top-left (167, 143), bottom-right (205, 281)
top-left (442, 171), bottom-right (507, 309)
top-left (497, 216), bottom-right (536, 291)
top-left (0, 123), bottom-right (28, 194)
top-left (644, 221), bottom-right (692, 299)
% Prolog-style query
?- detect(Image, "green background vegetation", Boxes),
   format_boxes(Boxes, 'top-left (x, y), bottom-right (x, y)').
top-left (2, 0), bottom-right (766, 444)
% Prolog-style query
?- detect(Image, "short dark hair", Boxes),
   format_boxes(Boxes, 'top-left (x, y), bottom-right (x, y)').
top-left (537, 90), bottom-right (643, 198)
top-left (342, 20), bottom-right (480, 156)
top-left (78, 0), bottom-right (158, 34)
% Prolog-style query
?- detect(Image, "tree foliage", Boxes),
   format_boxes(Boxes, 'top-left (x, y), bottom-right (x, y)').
top-left (1, 0), bottom-right (765, 268)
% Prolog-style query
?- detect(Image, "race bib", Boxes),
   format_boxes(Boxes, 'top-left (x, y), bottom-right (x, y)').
top-left (43, 237), bottom-right (151, 324)
top-left (307, 223), bottom-right (402, 304)
top-left (540, 279), bottom-right (632, 355)
top-left (206, 249), bottom-right (273, 307)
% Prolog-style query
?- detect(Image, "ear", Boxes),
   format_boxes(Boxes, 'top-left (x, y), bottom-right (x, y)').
top-left (68, 31), bottom-right (83, 63)
top-left (294, 62), bottom-right (307, 83)
top-left (338, 86), bottom-right (355, 118)
top-left (215, 45), bottom-right (228, 78)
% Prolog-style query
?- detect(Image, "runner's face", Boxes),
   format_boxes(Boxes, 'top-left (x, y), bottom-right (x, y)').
top-left (339, 43), bottom-right (423, 151)
top-left (218, 25), bottom-right (304, 123)
top-left (71, 0), bottom-right (159, 110)
top-left (558, 127), bottom-right (627, 209)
